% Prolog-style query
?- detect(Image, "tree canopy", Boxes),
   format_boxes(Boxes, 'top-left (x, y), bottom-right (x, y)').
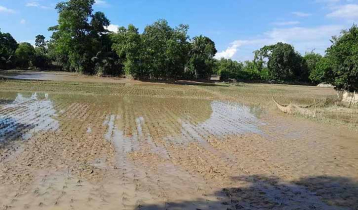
top-left (1, 0), bottom-right (358, 91)
top-left (15, 42), bottom-right (36, 68)
top-left (188, 35), bottom-right (217, 79)
top-left (49, 0), bottom-right (113, 74)
top-left (0, 31), bottom-right (18, 69)
top-left (325, 25), bottom-right (358, 91)
top-left (254, 42), bottom-right (307, 82)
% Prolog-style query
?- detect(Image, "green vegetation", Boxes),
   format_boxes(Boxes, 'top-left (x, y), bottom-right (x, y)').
top-left (15, 43), bottom-right (36, 68)
top-left (325, 25), bottom-right (358, 91)
top-left (0, 0), bottom-right (357, 91)
top-left (254, 42), bottom-right (307, 82)
top-left (187, 35), bottom-right (217, 79)
top-left (0, 31), bottom-right (18, 69)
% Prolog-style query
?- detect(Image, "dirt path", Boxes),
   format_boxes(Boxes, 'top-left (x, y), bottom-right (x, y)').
top-left (0, 79), bottom-right (357, 210)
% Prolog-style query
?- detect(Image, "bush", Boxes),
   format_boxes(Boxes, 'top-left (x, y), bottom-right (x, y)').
top-left (15, 43), bottom-right (35, 68)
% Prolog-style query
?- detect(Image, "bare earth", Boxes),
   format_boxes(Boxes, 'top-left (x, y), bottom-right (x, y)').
top-left (0, 71), bottom-right (357, 210)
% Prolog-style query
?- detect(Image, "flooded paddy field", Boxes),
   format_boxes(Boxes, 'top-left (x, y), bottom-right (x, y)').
top-left (0, 78), bottom-right (357, 210)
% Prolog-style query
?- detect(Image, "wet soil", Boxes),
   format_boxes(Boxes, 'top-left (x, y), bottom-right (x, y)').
top-left (0, 74), bottom-right (357, 210)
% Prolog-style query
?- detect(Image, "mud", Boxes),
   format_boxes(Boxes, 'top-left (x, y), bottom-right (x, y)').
top-left (0, 77), bottom-right (357, 210)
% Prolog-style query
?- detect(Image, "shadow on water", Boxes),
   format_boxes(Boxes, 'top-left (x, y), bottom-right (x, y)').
top-left (0, 93), bottom-right (59, 149)
top-left (136, 175), bottom-right (358, 210)
top-left (0, 117), bottom-right (36, 149)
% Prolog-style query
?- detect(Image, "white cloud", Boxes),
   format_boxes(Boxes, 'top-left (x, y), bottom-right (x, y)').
top-left (215, 25), bottom-right (344, 61)
top-left (26, 1), bottom-right (51, 9)
top-left (26, 2), bottom-right (40, 7)
top-left (292, 12), bottom-right (312, 17)
top-left (0, 5), bottom-right (15, 14)
top-left (272, 21), bottom-right (300, 26)
top-left (20, 19), bottom-right (26, 24)
top-left (95, 0), bottom-right (109, 6)
top-left (215, 39), bottom-right (269, 60)
top-left (106, 24), bottom-right (119, 33)
top-left (327, 4), bottom-right (358, 19)
top-left (215, 45), bottom-right (239, 59)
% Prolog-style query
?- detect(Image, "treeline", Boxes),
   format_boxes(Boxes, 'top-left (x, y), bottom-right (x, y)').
top-left (215, 26), bottom-right (358, 92)
top-left (214, 43), bottom-right (316, 83)
top-left (48, 0), bottom-right (217, 80)
top-left (0, 0), bottom-right (357, 91)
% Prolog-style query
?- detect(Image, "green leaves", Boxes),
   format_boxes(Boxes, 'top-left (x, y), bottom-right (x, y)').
top-left (188, 35), bottom-right (217, 79)
top-left (49, 0), bottom-right (113, 74)
top-left (15, 43), bottom-right (36, 68)
top-left (111, 25), bottom-right (142, 77)
top-left (0, 31), bottom-right (18, 69)
top-left (255, 42), bottom-right (306, 82)
top-left (326, 25), bottom-right (358, 91)
top-left (111, 20), bottom-right (195, 80)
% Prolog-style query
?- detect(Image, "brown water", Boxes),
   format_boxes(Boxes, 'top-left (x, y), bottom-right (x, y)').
top-left (0, 92), bottom-right (263, 146)
top-left (0, 86), bottom-right (357, 210)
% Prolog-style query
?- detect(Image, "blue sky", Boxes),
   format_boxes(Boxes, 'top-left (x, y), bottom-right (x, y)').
top-left (0, 0), bottom-right (357, 61)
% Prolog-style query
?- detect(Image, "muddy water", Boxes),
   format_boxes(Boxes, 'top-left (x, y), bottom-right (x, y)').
top-left (0, 91), bottom-right (263, 151)
top-left (0, 93), bottom-right (59, 143)
top-left (1, 90), bottom-right (357, 210)
top-left (101, 97), bottom-right (263, 146)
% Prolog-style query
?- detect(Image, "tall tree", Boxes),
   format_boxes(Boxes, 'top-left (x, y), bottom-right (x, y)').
top-left (255, 43), bottom-right (306, 81)
top-left (188, 35), bottom-right (217, 79)
top-left (142, 20), bottom-right (190, 79)
top-left (0, 31), bottom-right (18, 69)
top-left (111, 25), bottom-right (143, 78)
top-left (35, 35), bottom-right (46, 49)
top-left (49, 0), bottom-right (113, 74)
top-left (326, 25), bottom-right (358, 91)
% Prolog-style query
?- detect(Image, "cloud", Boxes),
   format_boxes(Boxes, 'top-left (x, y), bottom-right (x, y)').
top-left (292, 12), bottom-right (312, 17)
top-left (26, 1), bottom-right (51, 9)
top-left (327, 4), bottom-right (358, 19)
top-left (95, 0), bottom-right (109, 6)
top-left (215, 25), bottom-right (344, 61)
top-left (106, 24), bottom-right (119, 33)
top-left (272, 21), bottom-right (300, 26)
top-left (0, 5), bottom-right (15, 14)
top-left (215, 39), bottom-right (269, 60)
top-left (20, 19), bottom-right (26, 24)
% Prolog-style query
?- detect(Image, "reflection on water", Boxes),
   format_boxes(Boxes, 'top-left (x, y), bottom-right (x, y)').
top-left (188, 101), bottom-right (262, 135)
top-left (103, 98), bottom-right (263, 149)
top-left (171, 101), bottom-right (263, 144)
top-left (0, 93), bottom-right (59, 143)
top-left (0, 91), bottom-right (263, 149)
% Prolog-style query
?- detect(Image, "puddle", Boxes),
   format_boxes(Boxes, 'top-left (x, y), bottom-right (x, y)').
top-left (103, 98), bottom-right (263, 149)
top-left (0, 93), bottom-right (59, 143)
top-left (170, 101), bottom-right (263, 144)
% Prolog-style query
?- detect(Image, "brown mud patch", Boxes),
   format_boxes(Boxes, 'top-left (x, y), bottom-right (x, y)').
top-left (0, 79), bottom-right (357, 210)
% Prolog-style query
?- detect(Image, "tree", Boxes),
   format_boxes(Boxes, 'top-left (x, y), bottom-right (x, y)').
top-left (255, 42), bottom-right (306, 81)
top-left (35, 35), bottom-right (46, 48)
top-left (303, 52), bottom-right (322, 81)
top-left (188, 35), bottom-right (217, 79)
top-left (0, 31), bottom-right (18, 69)
top-left (15, 42), bottom-right (36, 68)
top-left (309, 57), bottom-right (333, 84)
top-left (326, 25), bottom-right (358, 91)
top-left (111, 25), bottom-right (143, 78)
top-left (215, 58), bottom-right (243, 81)
top-left (49, 0), bottom-right (113, 74)
top-left (32, 35), bottom-right (50, 69)
top-left (141, 20), bottom-right (190, 79)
